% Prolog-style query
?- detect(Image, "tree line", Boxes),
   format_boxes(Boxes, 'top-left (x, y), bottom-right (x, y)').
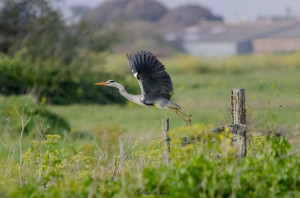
top-left (0, 0), bottom-right (127, 104)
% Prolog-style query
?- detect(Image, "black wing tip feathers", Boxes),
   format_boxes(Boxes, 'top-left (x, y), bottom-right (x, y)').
top-left (126, 51), bottom-right (155, 59)
top-left (126, 51), bottom-right (163, 71)
top-left (126, 50), bottom-right (173, 100)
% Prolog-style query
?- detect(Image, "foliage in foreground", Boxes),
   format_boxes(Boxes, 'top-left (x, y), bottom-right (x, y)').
top-left (0, 123), bottom-right (299, 198)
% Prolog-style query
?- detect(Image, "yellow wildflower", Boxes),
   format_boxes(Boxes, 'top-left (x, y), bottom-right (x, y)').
top-left (40, 97), bottom-right (47, 105)
top-left (225, 127), bottom-right (230, 133)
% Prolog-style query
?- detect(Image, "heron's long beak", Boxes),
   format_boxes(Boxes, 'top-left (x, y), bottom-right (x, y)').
top-left (94, 82), bottom-right (108, 86)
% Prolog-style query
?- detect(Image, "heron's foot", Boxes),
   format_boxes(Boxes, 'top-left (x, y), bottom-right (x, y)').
top-left (181, 116), bottom-right (191, 126)
top-left (185, 115), bottom-right (192, 126)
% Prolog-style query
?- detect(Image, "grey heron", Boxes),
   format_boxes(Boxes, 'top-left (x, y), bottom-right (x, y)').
top-left (95, 51), bottom-right (191, 124)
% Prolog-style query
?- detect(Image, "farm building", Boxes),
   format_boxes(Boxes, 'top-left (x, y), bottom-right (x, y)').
top-left (169, 21), bottom-right (300, 57)
top-left (252, 25), bottom-right (300, 54)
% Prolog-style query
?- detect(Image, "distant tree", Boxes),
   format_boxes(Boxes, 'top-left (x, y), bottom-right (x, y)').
top-left (0, 0), bottom-right (33, 53)
top-left (0, 0), bottom-right (64, 60)
top-left (70, 5), bottom-right (90, 19)
top-left (0, 0), bottom-right (121, 65)
top-left (85, 0), bottom-right (167, 24)
top-left (159, 5), bottom-right (223, 31)
top-left (0, 0), bottom-right (124, 105)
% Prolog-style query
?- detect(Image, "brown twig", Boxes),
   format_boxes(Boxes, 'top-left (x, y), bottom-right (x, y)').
top-left (14, 106), bottom-right (32, 187)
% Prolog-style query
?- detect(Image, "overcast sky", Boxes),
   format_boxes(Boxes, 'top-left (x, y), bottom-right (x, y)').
top-left (63, 0), bottom-right (300, 22)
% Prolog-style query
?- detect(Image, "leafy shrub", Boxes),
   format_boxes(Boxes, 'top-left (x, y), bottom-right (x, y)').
top-left (0, 56), bottom-right (34, 95)
top-left (0, 55), bottom-right (130, 104)
top-left (135, 128), bottom-right (299, 198)
top-left (0, 0), bottom-right (126, 105)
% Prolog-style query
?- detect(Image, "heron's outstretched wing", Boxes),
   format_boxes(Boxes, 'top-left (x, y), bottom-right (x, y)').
top-left (127, 51), bottom-right (173, 101)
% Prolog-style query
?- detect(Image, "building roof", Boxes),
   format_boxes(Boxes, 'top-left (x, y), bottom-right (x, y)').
top-left (182, 21), bottom-right (300, 43)
top-left (262, 24), bottom-right (300, 39)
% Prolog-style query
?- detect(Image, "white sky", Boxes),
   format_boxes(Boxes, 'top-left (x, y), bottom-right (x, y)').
top-left (63, 0), bottom-right (300, 22)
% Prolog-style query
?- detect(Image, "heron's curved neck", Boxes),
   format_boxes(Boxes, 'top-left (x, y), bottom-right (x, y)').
top-left (114, 83), bottom-right (138, 103)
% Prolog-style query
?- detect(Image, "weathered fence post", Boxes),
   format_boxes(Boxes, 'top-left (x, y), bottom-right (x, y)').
top-left (231, 88), bottom-right (247, 157)
top-left (161, 118), bottom-right (170, 164)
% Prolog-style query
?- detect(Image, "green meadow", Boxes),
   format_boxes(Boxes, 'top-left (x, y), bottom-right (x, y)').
top-left (1, 53), bottom-right (300, 197)
top-left (2, 1), bottom-right (300, 196)
top-left (49, 53), bottom-right (300, 139)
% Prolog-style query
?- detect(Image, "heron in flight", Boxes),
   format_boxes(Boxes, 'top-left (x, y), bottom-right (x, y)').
top-left (95, 51), bottom-right (191, 124)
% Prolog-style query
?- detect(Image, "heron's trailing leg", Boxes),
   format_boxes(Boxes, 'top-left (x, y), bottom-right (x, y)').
top-left (171, 109), bottom-right (187, 122)
top-left (177, 109), bottom-right (192, 118)
top-left (171, 108), bottom-right (192, 126)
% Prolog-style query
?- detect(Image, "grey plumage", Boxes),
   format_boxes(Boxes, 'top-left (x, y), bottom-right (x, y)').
top-left (95, 51), bottom-right (191, 124)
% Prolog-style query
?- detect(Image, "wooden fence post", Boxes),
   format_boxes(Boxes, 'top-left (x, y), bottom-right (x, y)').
top-left (161, 118), bottom-right (170, 164)
top-left (231, 88), bottom-right (247, 157)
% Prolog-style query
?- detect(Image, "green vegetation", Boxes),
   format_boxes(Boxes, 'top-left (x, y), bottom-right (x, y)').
top-left (0, 51), bottom-right (300, 197)
top-left (0, 123), bottom-right (299, 197)
top-left (0, 95), bottom-right (70, 136)
top-left (46, 52), bottom-right (300, 136)
top-left (1, 2), bottom-right (300, 196)
top-left (0, 55), bottom-right (130, 104)
top-left (0, 0), bottom-right (125, 105)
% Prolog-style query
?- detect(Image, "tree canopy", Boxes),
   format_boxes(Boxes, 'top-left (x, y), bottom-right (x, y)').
top-left (0, 0), bottom-right (126, 105)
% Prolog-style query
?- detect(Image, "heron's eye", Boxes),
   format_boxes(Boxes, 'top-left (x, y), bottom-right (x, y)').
top-left (107, 80), bottom-right (115, 83)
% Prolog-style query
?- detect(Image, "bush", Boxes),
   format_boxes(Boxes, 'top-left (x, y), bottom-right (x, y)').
top-left (0, 95), bottom-right (70, 135)
top-left (0, 56), bottom-right (129, 104)
top-left (0, 0), bottom-right (125, 105)
top-left (0, 56), bottom-right (34, 95)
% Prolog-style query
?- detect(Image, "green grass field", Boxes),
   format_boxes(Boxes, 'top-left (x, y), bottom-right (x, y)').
top-left (1, 53), bottom-right (300, 197)
top-left (49, 60), bottom-right (300, 140)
